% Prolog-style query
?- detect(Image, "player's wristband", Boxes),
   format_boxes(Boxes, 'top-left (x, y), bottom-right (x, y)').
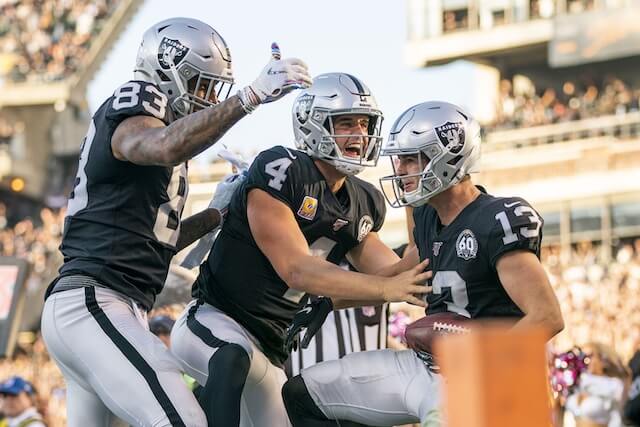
top-left (237, 86), bottom-right (260, 114)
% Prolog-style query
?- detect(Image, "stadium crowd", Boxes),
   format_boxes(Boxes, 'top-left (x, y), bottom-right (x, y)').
top-left (0, 0), bottom-right (120, 83)
top-left (491, 76), bottom-right (640, 131)
top-left (0, 207), bottom-right (639, 424)
top-left (0, 204), bottom-right (64, 286)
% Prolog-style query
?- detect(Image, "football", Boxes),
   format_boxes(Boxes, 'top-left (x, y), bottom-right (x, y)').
top-left (404, 312), bottom-right (472, 355)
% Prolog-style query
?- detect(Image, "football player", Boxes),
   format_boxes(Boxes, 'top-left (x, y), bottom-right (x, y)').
top-left (169, 73), bottom-right (431, 426)
top-left (281, 101), bottom-right (564, 426)
top-left (41, 17), bottom-right (311, 427)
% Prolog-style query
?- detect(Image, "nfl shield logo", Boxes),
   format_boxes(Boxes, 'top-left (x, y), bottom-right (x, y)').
top-left (435, 121), bottom-right (465, 154)
top-left (432, 242), bottom-right (443, 257)
top-left (158, 37), bottom-right (189, 70)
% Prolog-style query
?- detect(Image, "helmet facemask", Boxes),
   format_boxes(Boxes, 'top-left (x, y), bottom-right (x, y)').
top-left (292, 73), bottom-right (384, 176)
top-left (380, 139), bottom-right (470, 208)
top-left (380, 146), bottom-right (439, 208)
top-left (164, 57), bottom-right (234, 117)
top-left (309, 109), bottom-right (383, 176)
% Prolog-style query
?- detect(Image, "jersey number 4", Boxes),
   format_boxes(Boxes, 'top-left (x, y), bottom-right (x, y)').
top-left (264, 157), bottom-right (292, 191)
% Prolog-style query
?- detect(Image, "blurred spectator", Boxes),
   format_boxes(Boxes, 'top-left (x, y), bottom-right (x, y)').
top-left (491, 75), bottom-right (640, 132)
top-left (149, 315), bottom-right (174, 349)
top-left (563, 342), bottom-right (628, 427)
top-left (0, 0), bottom-right (121, 83)
top-left (442, 9), bottom-right (469, 33)
top-left (0, 376), bottom-right (46, 427)
top-left (547, 240), bottom-right (640, 363)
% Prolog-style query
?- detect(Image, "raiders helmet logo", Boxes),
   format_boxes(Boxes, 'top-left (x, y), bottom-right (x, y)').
top-left (456, 229), bottom-right (478, 260)
top-left (295, 94), bottom-right (315, 124)
top-left (435, 121), bottom-right (465, 154)
top-left (158, 37), bottom-right (189, 70)
top-left (357, 215), bottom-right (374, 242)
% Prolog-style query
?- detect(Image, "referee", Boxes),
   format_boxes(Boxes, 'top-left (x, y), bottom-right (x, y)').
top-left (284, 244), bottom-right (409, 377)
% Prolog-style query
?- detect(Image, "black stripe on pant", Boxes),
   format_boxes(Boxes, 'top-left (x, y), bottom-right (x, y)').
top-left (186, 300), bottom-right (228, 349)
top-left (84, 286), bottom-right (186, 427)
top-left (186, 300), bottom-right (251, 426)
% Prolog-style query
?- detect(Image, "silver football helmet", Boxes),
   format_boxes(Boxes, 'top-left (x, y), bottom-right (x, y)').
top-left (379, 101), bottom-right (481, 207)
top-left (134, 18), bottom-right (234, 117)
top-left (291, 73), bottom-right (383, 176)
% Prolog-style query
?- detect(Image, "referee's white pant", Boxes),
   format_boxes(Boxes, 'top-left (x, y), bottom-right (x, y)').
top-left (41, 284), bottom-right (206, 427)
top-left (171, 299), bottom-right (291, 427)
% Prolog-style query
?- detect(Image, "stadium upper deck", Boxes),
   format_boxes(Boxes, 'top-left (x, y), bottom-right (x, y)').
top-left (405, 0), bottom-right (640, 256)
top-left (405, 0), bottom-right (640, 69)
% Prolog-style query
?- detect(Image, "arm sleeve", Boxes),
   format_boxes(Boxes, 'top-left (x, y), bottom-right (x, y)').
top-left (243, 146), bottom-right (301, 210)
top-left (487, 198), bottom-right (544, 269)
top-left (105, 81), bottom-right (172, 127)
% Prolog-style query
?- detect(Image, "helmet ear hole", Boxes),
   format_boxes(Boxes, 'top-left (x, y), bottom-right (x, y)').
top-left (186, 76), bottom-right (198, 94)
top-left (322, 117), bottom-right (332, 134)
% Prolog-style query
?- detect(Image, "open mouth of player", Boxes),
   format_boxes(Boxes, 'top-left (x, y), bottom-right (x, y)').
top-left (343, 142), bottom-right (363, 159)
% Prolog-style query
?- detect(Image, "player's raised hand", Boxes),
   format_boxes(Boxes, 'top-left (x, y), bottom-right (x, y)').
top-left (380, 258), bottom-right (432, 307)
top-left (237, 42), bottom-right (312, 112)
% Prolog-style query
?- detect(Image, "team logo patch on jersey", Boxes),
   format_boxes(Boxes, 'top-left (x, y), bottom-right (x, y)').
top-left (332, 219), bottom-right (349, 232)
top-left (435, 121), bottom-right (465, 154)
top-left (158, 37), bottom-right (189, 70)
top-left (357, 215), bottom-right (374, 242)
top-left (433, 242), bottom-right (443, 257)
top-left (456, 229), bottom-right (478, 260)
top-left (297, 196), bottom-right (318, 220)
top-left (294, 94), bottom-right (315, 124)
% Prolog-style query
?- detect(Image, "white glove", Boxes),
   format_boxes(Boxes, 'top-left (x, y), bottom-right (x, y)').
top-left (181, 172), bottom-right (246, 269)
top-left (180, 228), bottom-right (219, 269)
top-left (181, 150), bottom-right (249, 269)
top-left (237, 42), bottom-right (312, 113)
top-left (217, 148), bottom-right (250, 173)
top-left (208, 171), bottom-right (247, 216)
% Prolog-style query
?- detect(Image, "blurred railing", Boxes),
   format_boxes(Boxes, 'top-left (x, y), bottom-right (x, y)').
top-left (484, 111), bottom-right (640, 151)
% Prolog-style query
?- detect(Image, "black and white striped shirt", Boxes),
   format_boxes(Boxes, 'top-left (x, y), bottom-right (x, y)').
top-left (285, 303), bottom-right (389, 377)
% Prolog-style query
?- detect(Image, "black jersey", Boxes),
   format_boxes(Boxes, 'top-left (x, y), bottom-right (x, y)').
top-left (49, 80), bottom-right (187, 310)
top-left (193, 146), bottom-right (386, 366)
top-left (413, 190), bottom-right (543, 320)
